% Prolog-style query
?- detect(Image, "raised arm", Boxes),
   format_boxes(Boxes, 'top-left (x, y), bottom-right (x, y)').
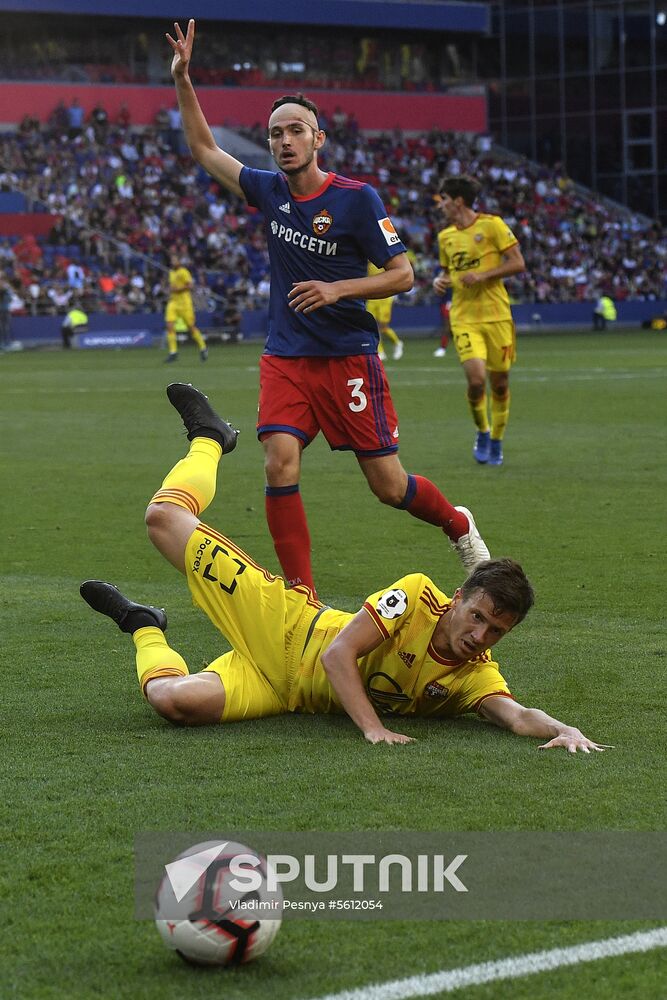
top-left (166, 19), bottom-right (244, 198)
top-left (320, 610), bottom-right (415, 745)
top-left (479, 695), bottom-right (612, 753)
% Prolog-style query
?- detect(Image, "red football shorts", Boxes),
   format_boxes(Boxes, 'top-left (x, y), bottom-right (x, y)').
top-left (257, 354), bottom-right (400, 456)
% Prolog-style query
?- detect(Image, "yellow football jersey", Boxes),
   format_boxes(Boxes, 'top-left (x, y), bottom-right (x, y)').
top-left (168, 266), bottom-right (193, 301)
top-left (437, 215), bottom-right (518, 327)
top-left (290, 573), bottom-right (512, 718)
top-left (367, 260), bottom-right (395, 310)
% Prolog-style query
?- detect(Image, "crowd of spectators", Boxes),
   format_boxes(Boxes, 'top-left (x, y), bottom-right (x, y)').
top-left (1, 103), bottom-right (665, 321)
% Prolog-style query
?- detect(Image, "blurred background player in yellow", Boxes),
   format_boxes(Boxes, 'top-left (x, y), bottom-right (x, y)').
top-left (592, 291), bottom-right (617, 331)
top-left (60, 301), bottom-right (88, 349)
top-left (80, 382), bottom-right (609, 753)
top-left (367, 261), bottom-right (404, 361)
top-left (433, 176), bottom-right (525, 466)
top-left (165, 251), bottom-right (208, 363)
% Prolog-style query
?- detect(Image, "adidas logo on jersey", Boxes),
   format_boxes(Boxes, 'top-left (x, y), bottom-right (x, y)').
top-left (398, 651), bottom-right (416, 668)
top-left (278, 202), bottom-right (291, 213)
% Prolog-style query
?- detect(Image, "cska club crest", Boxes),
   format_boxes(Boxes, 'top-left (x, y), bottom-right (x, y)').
top-left (313, 209), bottom-right (333, 235)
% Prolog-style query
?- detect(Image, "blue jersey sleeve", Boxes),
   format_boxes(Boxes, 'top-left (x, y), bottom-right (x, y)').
top-left (239, 166), bottom-right (278, 209)
top-left (354, 184), bottom-right (406, 267)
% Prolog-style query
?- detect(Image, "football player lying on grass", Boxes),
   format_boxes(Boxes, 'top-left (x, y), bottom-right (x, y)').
top-left (80, 383), bottom-right (610, 753)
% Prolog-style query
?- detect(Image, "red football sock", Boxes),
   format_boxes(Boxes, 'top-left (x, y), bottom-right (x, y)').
top-left (265, 486), bottom-right (316, 593)
top-left (400, 474), bottom-right (469, 541)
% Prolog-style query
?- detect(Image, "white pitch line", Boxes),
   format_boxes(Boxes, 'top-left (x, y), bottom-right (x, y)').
top-left (390, 373), bottom-right (665, 389)
top-left (400, 370), bottom-right (664, 380)
top-left (305, 927), bottom-right (667, 1000)
top-left (1, 369), bottom-right (664, 395)
top-left (394, 366), bottom-right (666, 377)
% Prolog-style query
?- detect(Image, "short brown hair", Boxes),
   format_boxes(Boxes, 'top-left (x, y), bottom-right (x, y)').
top-left (439, 175), bottom-right (481, 207)
top-left (460, 558), bottom-right (534, 624)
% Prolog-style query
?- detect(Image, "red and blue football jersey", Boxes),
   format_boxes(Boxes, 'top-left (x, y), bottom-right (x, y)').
top-left (240, 167), bottom-right (407, 357)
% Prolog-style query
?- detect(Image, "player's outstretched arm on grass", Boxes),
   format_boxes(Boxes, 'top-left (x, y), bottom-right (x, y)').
top-left (166, 19), bottom-right (244, 197)
top-left (479, 695), bottom-right (612, 753)
top-left (320, 612), bottom-right (415, 746)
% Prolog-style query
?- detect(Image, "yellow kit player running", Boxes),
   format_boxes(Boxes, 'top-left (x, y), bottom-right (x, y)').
top-left (434, 176), bottom-right (525, 466)
top-left (80, 383), bottom-right (608, 752)
top-left (165, 252), bottom-right (208, 363)
top-left (366, 262), bottom-right (404, 361)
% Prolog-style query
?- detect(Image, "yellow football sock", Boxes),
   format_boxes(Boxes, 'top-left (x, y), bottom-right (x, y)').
top-left (468, 391), bottom-right (490, 432)
top-left (191, 326), bottom-right (206, 351)
top-left (166, 328), bottom-right (178, 354)
top-left (149, 437), bottom-right (222, 516)
top-left (134, 626), bottom-right (189, 695)
top-left (491, 390), bottom-right (510, 440)
top-left (382, 325), bottom-right (400, 346)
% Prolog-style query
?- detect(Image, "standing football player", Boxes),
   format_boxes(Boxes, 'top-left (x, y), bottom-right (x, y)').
top-left (433, 176), bottom-right (526, 467)
top-left (366, 261), bottom-right (403, 361)
top-left (166, 20), bottom-right (490, 595)
top-left (164, 251), bottom-right (208, 363)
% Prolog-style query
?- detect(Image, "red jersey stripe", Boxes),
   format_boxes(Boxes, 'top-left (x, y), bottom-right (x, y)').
top-left (292, 172), bottom-right (335, 201)
top-left (152, 489), bottom-right (199, 515)
top-left (427, 640), bottom-right (462, 667)
top-left (362, 602), bottom-right (390, 640)
top-left (473, 691), bottom-right (515, 713)
top-left (420, 590), bottom-right (449, 615)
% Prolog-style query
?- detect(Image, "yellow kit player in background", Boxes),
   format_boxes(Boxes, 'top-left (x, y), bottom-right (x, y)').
top-left (165, 251), bottom-right (208, 363)
top-left (367, 261), bottom-right (404, 361)
top-left (80, 383), bottom-right (609, 753)
top-left (434, 176), bottom-right (526, 466)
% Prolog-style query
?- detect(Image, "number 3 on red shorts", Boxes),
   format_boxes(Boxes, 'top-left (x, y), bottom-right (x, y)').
top-left (347, 377), bottom-right (368, 413)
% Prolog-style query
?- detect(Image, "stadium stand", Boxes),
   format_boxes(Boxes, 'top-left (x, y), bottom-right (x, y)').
top-left (1, 107), bottom-right (665, 329)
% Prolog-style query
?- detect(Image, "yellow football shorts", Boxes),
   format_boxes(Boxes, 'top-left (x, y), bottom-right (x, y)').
top-left (451, 320), bottom-right (516, 371)
top-left (184, 523), bottom-right (323, 723)
top-left (165, 295), bottom-right (196, 328)
top-left (366, 297), bottom-right (394, 326)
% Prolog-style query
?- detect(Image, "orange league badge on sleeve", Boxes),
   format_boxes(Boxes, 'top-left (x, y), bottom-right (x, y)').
top-left (378, 217), bottom-right (401, 246)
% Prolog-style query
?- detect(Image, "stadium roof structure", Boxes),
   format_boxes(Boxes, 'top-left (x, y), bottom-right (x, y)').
top-left (0, 0), bottom-right (489, 32)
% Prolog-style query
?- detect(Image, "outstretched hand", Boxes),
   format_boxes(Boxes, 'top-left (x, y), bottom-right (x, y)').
top-left (538, 728), bottom-right (613, 754)
top-left (166, 19), bottom-right (195, 79)
top-left (364, 726), bottom-right (415, 746)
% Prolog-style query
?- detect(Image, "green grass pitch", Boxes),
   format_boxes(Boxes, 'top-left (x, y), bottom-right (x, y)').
top-left (1, 330), bottom-right (666, 999)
